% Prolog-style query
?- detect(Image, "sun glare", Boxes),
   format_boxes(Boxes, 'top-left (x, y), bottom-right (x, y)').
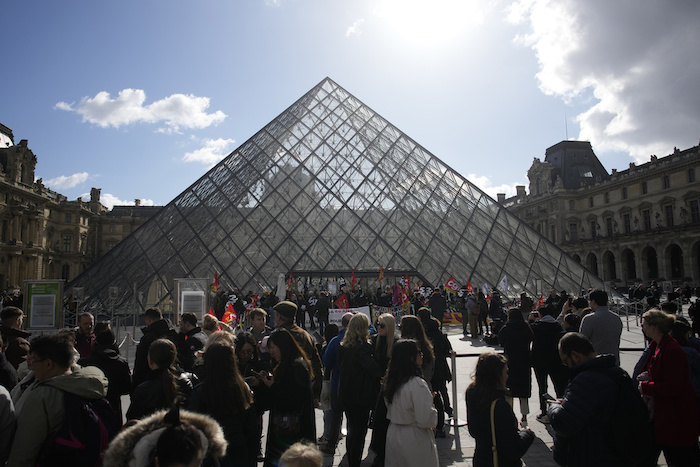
top-left (374, 0), bottom-right (486, 46)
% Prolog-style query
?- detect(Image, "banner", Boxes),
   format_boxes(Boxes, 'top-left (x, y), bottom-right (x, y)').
top-left (328, 306), bottom-right (372, 325)
top-left (445, 276), bottom-right (459, 293)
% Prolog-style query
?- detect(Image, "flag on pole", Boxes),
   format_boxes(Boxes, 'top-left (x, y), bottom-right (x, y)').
top-left (482, 283), bottom-right (491, 301)
top-left (287, 270), bottom-right (294, 290)
top-left (538, 295), bottom-right (544, 306)
top-left (210, 272), bottom-right (220, 293)
top-left (467, 280), bottom-right (474, 295)
top-left (351, 270), bottom-right (357, 290)
top-left (378, 266), bottom-right (384, 285)
top-left (445, 276), bottom-right (459, 293)
top-left (498, 275), bottom-right (509, 294)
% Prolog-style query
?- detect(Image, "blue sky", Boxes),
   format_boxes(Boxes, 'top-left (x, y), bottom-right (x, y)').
top-left (3, 0), bottom-right (699, 208)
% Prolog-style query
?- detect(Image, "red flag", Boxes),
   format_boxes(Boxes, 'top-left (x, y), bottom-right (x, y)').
top-left (467, 281), bottom-right (474, 295)
top-left (210, 273), bottom-right (220, 293)
top-left (287, 270), bottom-right (294, 289)
top-left (351, 270), bottom-right (357, 290)
top-left (245, 293), bottom-right (259, 312)
top-left (538, 295), bottom-right (544, 306)
top-left (445, 276), bottom-right (459, 293)
top-left (378, 266), bottom-right (384, 285)
top-left (222, 302), bottom-right (237, 324)
top-left (334, 292), bottom-right (350, 309)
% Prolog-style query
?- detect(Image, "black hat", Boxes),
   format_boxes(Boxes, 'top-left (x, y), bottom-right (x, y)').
top-left (274, 300), bottom-right (298, 320)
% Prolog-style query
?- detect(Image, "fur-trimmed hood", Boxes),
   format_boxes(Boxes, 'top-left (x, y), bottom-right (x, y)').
top-left (102, 409), bottom-right (227, 467)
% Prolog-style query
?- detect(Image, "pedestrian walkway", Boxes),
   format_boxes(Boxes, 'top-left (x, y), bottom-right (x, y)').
top-left (312, 307), bottom-right (659, 466)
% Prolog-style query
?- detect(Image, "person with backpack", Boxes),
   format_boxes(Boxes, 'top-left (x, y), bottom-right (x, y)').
top-left (548, 332), bottom-right (652, 466)
top-left (7, 333), bottom-right (117, 466)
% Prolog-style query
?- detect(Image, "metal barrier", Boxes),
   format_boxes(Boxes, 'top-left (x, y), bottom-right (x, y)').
top-left (117, 332), bottom-right (139, 362)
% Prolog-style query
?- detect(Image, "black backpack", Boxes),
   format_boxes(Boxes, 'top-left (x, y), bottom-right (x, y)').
top-left (594, 367), bottom-right (653, 466)
top-left (38, 391), bottom-right (120, 466)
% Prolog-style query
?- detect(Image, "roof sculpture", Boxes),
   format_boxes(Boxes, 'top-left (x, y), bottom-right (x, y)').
top-left (68, 77), bottom-right (609, 313)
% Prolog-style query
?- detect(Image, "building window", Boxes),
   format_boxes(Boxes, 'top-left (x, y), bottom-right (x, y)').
top-left (664, 205), bottom-right (673, 227)
top-left (606, 217), bottom-right (613, 236)
top-left (642, 209), bottom-right (651, 231)
top-left (623, 213), bottom-right (631, 234)
top-left (62, 234), bottom-right (72, 252)
top-left (109, 224), bottom-right (116, 234)
top-left (550, 225), bottom-right (556, 243)
top-left (689, 168), bottom-right (696, 183)
top-left (569, 200), bottom-right (575, 211)
top-left (663, 175), bottom-right (670, 189)
top-left (642, 181), bottom-right (648, 194)
top-left (691, 200), bottom-right (700, 223)
top-left (589, 197), bottom-right (594, 208)
top-left (622, 187), bottom-right (628, 200)
top-left (569, 223), bottom-right (578, 241)
top-left (65, 213), bottom-right (71, 223)
top-left (604, 192), bottom-right (610, 204)
top-left (61, 264), bottom-right (70, 281)
top-left (590, 220), bottom-right (597, 238)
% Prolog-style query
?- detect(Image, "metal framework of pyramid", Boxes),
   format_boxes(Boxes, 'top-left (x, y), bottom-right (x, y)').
top-left (69, 77), bottom-right (608, 313)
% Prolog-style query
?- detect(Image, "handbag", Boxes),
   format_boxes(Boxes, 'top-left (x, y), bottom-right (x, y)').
top-left (271, 412), bottom-right (301, 436)
top-left (490, 399), bottom-right (499, 467)
top-left (320, 379), bottom-right (332, 411)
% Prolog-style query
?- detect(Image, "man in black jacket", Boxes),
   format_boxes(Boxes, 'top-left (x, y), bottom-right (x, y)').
top-left (547, 332), bottom-right (644, 466)
top-left (132, 307), bottom-right (177, 391)
top-left (176, 312), bottom-right (208, 372)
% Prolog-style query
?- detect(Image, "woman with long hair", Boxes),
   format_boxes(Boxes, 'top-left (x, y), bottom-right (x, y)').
top-left (189, 343), bottom-right (259, 467)
top-left (497, 307), bottom-right (534, 426)
top-left (127, 339), bottom-right (194, 420)
top-left (466, 352), bottom-right (534, 466)
top-left (259, 328), bottom-right (316, 467)
top-left (338, 313), bottom-right (381, 467)
top-left (383, 339), bottom-right (438, 467)
top-left (639, 309), bottom-right (699, 465)
top-left (369, 313), bottom-right (398, 466)
top-left (399, 315), bottom-right (435, 387)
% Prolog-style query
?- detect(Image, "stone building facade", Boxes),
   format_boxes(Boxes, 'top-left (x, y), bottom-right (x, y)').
top-left (502, 140), bottom-right (700, 289)
top-left (0, 124), bottom-right (160, 292)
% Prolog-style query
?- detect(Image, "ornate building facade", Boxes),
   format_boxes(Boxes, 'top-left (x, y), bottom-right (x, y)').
top-left (502, 140), bottom-right (700, 289)
top-left (0, 124), bottom-right (160, 292)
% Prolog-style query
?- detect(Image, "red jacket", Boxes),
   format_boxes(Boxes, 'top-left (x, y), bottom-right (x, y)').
top-left (640, 334), bottom-right (700, 445)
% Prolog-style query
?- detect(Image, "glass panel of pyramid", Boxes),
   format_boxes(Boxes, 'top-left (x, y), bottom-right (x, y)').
top-left (68, 77), bottom-right (611, 313)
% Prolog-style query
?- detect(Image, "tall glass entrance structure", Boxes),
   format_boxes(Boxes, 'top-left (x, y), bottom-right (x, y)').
top-left (68, 78), bottom-right (608, 313)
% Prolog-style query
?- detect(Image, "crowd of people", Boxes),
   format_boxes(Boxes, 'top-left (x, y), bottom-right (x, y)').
top-left (2, 282), bottom-right (700, 466)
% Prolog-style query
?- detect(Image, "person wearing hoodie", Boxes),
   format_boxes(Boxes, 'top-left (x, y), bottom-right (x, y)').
top-left (7, 333), bottom-right (109, 466)
top-left (78, 329), bottom-right (131, 424)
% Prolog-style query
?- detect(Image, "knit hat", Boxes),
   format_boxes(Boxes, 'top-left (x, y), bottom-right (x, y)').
top-left (274, 301), bottom-right (298, 320)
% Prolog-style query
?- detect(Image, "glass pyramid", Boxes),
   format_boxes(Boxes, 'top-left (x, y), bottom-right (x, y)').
top-left (68, 77), bottom-right (609, 314)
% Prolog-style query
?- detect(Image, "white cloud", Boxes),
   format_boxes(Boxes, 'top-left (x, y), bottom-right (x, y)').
top-left (44, 172), bottom-right (89, 190)
top-left (183, 138), bottom-right (236, 167)
top-left (56, 89), bottom-right (227, 133)
top-left (346, 19), bottom-right (365, 37)
top-left (467, 173), bottom-right (524, 200)
top-left (507, 0), bottom-right (700, 162)
top-left (79, 192), bottom-right (156, 210)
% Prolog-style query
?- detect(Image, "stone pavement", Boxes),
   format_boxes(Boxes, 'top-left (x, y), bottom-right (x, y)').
top-left (309, 307), bottom-right (662, 466)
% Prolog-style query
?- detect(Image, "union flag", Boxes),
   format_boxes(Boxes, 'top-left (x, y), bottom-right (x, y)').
top-left (334, 292), bottom-right (350, 309)
top-left (445, 276), bottom-right (459, 293)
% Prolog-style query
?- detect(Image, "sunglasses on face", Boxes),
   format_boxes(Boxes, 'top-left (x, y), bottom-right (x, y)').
top-left (376, 322), bottom-right (386, 329)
